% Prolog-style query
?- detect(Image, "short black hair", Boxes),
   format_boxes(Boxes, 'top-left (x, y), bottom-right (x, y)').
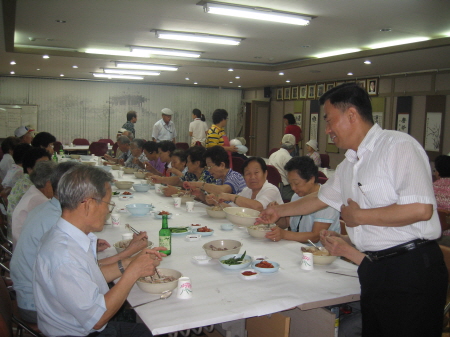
top-left (171, 149), bottom-right (187, 163)
top-left (143, 140), bottom-right (158, 154)
top-left (31, 132), bottom-right (56, 149)
top-left (187, 146), bottom-right (206, 168)
top-left (435, 155), bottom-right (450, 178)
top-left (127, 110), bottom-right (137, 121)
top-left (131, 138), bottom-right (145, 149)
top-left (193, 109), bottom-right (202, 118)
top-left (12, 143), bottom-right (31, 164)
top-left (319, 83), bottom-right (374, 124)
top-left (242, 157), bottom-right (267, 173)
top-left (212, 109), bottom-right (228, 125)
top-left (204, 145), bottom-right (229, 168)
top-left (284, 156), bottom-right (318, 183)
top-left (1, 136), bottom-right (20, 154)
top-left (283, 114), bottom-right (296, 125)
top-left (22, 147), bottom-right (51, 174)
top-left (157, 140), bottom-right (176, 154)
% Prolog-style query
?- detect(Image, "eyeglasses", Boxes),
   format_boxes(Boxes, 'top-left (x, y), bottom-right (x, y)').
top-left (89, 199), bottom-right (116, 213)
top-left (205, 163), bottom-right (215, 171)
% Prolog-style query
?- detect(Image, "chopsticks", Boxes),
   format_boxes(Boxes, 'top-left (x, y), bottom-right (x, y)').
top-left (125, 223), bottom-right (140, 235)
top-left (326, 271), bottom-right (358, 278)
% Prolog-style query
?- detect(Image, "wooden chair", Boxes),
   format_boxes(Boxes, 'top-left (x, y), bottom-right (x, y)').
top-left (267, 165), bottom-right (282, 188)
top-left (232, 156), bottom-right (245, 175)
top-left (88, 142), bottom-right (108, 156)
top-left (319, 154), bottom-right (330, 168)
top-left (268, 148), bottom-right (279, 158)
top-left (175, 142), bottom-right (189, 151)
top-left (438, 209), bottom-right (450, 233)
top-left (98, 138), bottom-right (114, 146)
top-left (72, 138), bottom-right (90, 146)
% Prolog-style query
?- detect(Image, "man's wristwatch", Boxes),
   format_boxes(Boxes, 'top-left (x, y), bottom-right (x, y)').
top-left (118, 260), bottom-right (125, 274)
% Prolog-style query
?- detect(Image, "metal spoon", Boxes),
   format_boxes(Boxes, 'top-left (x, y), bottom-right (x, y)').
top-left (130, 290), bottom-right (172, 309)
top-left (308, 239), bottom-right (320, 250)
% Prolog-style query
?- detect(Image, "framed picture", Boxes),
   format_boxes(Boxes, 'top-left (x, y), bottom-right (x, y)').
top-left (276, 88), bottom-right (283, 100)
top-left (357, 80), bottom-right (366, 89)
top-left (424, 112), bottom-right (442, 152)
top-left (372, 111), bottom-right (384, 129)
top-left (291, 86), bottom-right (299, 100)
top-left (309, 112), bottom-right (319, 141)
top-left (316, 84), bottom-right (325, 99)
top-left (396, 113), bottom-right (410, 134)
top-left (335, 81), bottom-right (345, 87)
top-left (307, 85), bottom-right (316, 99)
top-left (294, 113), bottom-right (302, 127)
top-left (299, 85), bottom-right (307, 99)
top-left (326, 83), bottom-right (334, 91)
top-left (284, 87), bottom-right (291, 100)
top-left (367, 78), bottom-right (378, 96)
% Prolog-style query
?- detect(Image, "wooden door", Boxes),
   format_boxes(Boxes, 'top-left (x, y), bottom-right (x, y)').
top-left (247, 101), bottom-right (270, 157)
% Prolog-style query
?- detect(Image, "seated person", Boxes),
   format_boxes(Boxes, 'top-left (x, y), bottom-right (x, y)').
top-left (124, 138), bottom-right (147, 169)
top-left (104, 136), bottom-right (131, 164)
top-left (2, 143), bottom-right (30, 192)
top-left (142, 140), bottom-right (164, 175)
top-left (31, 131), bottom-right (56, 155)
top-left (434, 154), bottom-right (450, 211)
top-left (305, 139), bottom-right (321, 167)
top-left (0, 136), bottom-right (20, 181)
top-left (11, 161), bottom-right (150, 324)
top-left (150, 146), bottom-right (216, 196)
top-left (12, 161), bottom-right (55, 247)
top-left (265, 156), bottom-right (340, 245)
top-left (33, 165), bottom-right (162, 336)
top-left (183, 145), bottom-right (246, 202)
top-left (150, 140), bottom-right (176, 177)
top-left (167, 149), bottom-right (187, 177)
top-left (209, 157), bottom-right (283, 212)
top-left (15, 125), bottom-right (34, 144)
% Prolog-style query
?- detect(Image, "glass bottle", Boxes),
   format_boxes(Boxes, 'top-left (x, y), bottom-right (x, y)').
top-left (52, 151), bottom-right (58, 163)
top-left (159, 214), bottom-right (171, 256)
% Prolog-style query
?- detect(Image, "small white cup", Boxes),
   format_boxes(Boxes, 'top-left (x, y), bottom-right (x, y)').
top-left (155, 184), bottom-right (162, 194)
top-left (301, 252), bottom-right (314, 270)
top-left (111, 213), bottom-right (120, 227)
top-left (70, 142), bottom-right (74, 147)
top-left (186, 201), bottom-right (195, 212)
top-left (122, 233), bottom-right (133, 240)
top-left (174, 197), bottom-right (181, 208)
top-left (177, 276), bottom-right (192, 299)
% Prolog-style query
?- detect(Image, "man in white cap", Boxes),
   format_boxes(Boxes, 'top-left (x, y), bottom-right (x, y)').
top-left (305, 139), bottom-right (321, 167)
top-left (268, 134), bottom-right (296, 201)
top-left (15, 126), bottom-right (35, 144)
top-left (152, 108), bottom-right (177, 143)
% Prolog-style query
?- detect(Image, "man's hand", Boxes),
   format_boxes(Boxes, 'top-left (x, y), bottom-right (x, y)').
top-left (122, 232), bottom-right (148, 257)
top-left (97, 239), bottom-right (111, 252)
top-left (164, 186), bottom-right (179, 197)
top-left (255, 206), bottom-right (281, 225)
top-left (265, 226), bottom-right (283, 242)
top-left (168, 167), bottom-right (183, 177)
top-left (341, 198), bottom-right (362, 227)
top-left (118, 159), bottom-right (125, 166)
top-left (126, 248), bottom-right (163, 279)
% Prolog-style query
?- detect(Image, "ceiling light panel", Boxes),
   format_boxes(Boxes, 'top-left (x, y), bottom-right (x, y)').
top-left (130, 46), bottom-right (201, 58)
top-left (85, 48), bottom-right (148, 57)
top-left (93, 73), bottom-right (143, 80)
top-left (314, 48), bottom-right (361, 58)
top-left (104, 68), bottom-right (160, 76)
top-left (203, 2), bottom-right (312, 26)
top-left (155, 30), bottom-right (242, 45)
top-left (115, 62), bottom-right (178, 71)
top-left (368, 37), bottom-right (429, 49)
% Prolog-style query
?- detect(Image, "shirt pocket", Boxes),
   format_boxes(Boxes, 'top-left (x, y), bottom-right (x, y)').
top-left (358, 180), bottom-right (398, 208)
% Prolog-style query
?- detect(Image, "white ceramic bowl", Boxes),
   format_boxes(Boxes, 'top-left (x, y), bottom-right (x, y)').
top-left (99, 165), bottom-right (112, 172)
top-left (223, 207), bottom-right (260, 227)
top-left (136, 268), bottom-right (182, 294)
top-left (69, 154), bottom-right (80, 159)
top-left (133, 183), bottom-right (151, 192)
top-left (246, 224), bottom-right (275, 239)
top-left (312, 254), bottom-right (338, 265)
top-left (206, 206), bottom-right (227, 219)
top-left (126, 203), bottom-right (153, 215)
top-left (202, 239), bottom-right (242, 259)
top-left (134, 171), bottom-right (146, 179)
top-left (111, 165), bottom-right (120, 170)
top-left (240, 269), bottom-right (260, 280)
top-left (115, 181), bottom-right (134, 189)
top-left (113, 239), bottom-right (153, 254)
top-left (219, 253), bottom-right (252, 270)
top-left (171, 193), bottom-right (194, 204)
top-left (251, 260), bottom-right (280, 273)
top-left (123, 167), bottom-right (137, 174)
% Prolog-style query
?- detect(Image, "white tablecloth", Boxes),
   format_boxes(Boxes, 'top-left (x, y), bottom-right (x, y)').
top-left (97, 170), bottom-right (360, 335)
top-left (64, 145), bottom-right (112, 151)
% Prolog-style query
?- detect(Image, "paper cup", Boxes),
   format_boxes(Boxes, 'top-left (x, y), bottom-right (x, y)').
top-left (177, 276), bottom-right (192, 299)
top-left (186, 201), bottom-right (195, 212)
top-left (70, 142), bottom-right (73, 147)
top-left (301, 252), bottom-right (314, 270)
top-left (155, 184), bottom-right (162, 194)
top-left (174, 197), bottom-right (181, 208)
top-left (111, 213), bottom-right (120, 227)
top-left (122, 233), bottom-right (133, 240)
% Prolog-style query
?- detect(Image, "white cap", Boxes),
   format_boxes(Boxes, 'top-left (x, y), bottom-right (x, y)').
top-left (14, 126), bottom-right (35, 138)
top-left (282, 134), bottom-right (296, 147)
top-left (117, 128), bottom-right (127, 134)
top-left (161, 108), bottom-right (174, 116)
top-left (306, 139), bottom-right (319, 151)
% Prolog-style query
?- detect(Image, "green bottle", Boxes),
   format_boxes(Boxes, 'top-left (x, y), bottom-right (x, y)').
top-left (59, 149), bottom-right (64, 158)
top-left (52, 151), bottom-right (58, 163)
top-left (159, 214), bottom-right (171, 256)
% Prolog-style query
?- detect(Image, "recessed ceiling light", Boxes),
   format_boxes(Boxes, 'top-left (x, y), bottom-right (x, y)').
top-left (286, 80), bottom-right (290, 83)
top-left (10, 61), bottom-right (16, 65)
top-left (194, 82), bottom-right (198, 84)
top-left (235, 76), bottom-right (240, 79)
top-left (347, 72), bottom-right (353, 76)
top-left (238, 85), bottom-right (242, 88)
top-left (60, 74), bottom-right (64, 77)
top-left (185, 77), bottom-right (190, 80)
top-left (314, 49), bottom-right (361, 58)
top-left (36, 68), bottom-right (40, 71)
top-left (279, 72), bottom-right (284, 75)
top-left (43, 55), bottom-right (50, 59)
top-left (368, 37), bottom-right (429, 49)
top-left (10, 71), bottom-right (15, 75)
top-left (55, 20), bottom-right (66, 23)
top-left (380, 28), bottom-right (392, 32)
top-left (364, 60), bottom-right (372, 65)
top-left (72, 65), bottom-right (78, 68)
top-left (229, 81), bottom-right (233, 83)
top-left (228, 68), bottom-right (234, 71)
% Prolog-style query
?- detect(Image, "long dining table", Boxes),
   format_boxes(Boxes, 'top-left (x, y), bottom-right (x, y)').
top-left (96, 168), bottom-right (360, 336)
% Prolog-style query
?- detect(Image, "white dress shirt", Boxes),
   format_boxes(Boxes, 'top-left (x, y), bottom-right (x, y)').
top-left (318, 123), bottom-right (440, 252)
top-left (232, 181), bottom-right (284, 209)
top-left (268, 148), bottom-right (292, 186)
top-left (0, 153), bottom-right (14, 180)
top-left (152, 119), bottom-right (177, 142)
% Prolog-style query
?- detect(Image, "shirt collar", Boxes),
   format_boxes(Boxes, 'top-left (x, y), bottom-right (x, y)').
top-left (57, 218), bottom-right (98, 254)
top-left (345, 123), bottom-right (382, 163)
top-left (212, 124), bottom-right (224, 132)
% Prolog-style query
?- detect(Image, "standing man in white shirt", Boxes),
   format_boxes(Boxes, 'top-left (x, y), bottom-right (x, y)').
top-left (258, 83), bottom-right (447, 337)
top-left (152, 108), bottom-right (177, 143)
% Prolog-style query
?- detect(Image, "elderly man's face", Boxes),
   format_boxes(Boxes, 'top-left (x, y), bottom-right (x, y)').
top-left (91, 183), bottom-right (113, 232)
top-left (21, 132), bottom-right (34, 144)
top-left (324, 101), bottom-right (354, 150)
top-left (162, 114), bottom-right (172, 124)
top-left (118, 141), bottom-right (130, 152)
top-left (130, 143), bottom-right (142, 157)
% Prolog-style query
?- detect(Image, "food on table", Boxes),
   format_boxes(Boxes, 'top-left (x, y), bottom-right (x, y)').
top-left (248, 224), bottom-right (276, 231)
top-left (169, 227), bottom-right (189, 233)
top-left (255, 260), bottom-right (274, 268)
top-left (242, 271), bottom-right (257, 276)
top-left (236, 212), bottom-right (254, 218)
top-left (140, 275), bottom-right (177, 284)
top-left (211, 206), bottom-right (222, 211)
top-left (112, 191), bottom-right (120, 195)
top-left (301, 247), bottom-right (330, 256)
top-left (220, 251), bottom-right (248, 265)
top-left (158, 211), bottom-right (170, 215)
top-left (196, 226), bottom-right (212, 232)
top-left (191, 224), bottom-right (201, 227)
top-left (208, 244), bottom-right (239, 251)
top-left (122, 191), bottom-right (132, 195)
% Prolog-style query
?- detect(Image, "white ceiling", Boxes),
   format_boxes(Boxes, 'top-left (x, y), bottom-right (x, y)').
top-left (1, 0), bottom-right (450, 89)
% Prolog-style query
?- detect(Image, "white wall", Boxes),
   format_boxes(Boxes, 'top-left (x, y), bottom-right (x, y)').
top-left (0, 77), bottom-right (242, 145)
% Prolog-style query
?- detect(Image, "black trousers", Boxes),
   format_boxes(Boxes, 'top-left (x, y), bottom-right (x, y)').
top-left (357, 241), bottom-right (448, 337)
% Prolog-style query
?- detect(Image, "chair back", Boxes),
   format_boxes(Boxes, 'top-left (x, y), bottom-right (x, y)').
top-left (438, 209), bottom-right (450, 232)
top-left (266, 165), bottom-right (282, 188)
top-left (53, 141), bottom-right (63, 153)
top-left (88, 142), bottom-right (108, 156)
top-left (318, 176), bottom-right (328, 185)
top-left (175, 142), bottom-right (189, 151)
top-left (98, 139), bottom-right (114, 146)
top-left (73, 138), bottom-right (90, 146)
top-left (232, 157), bottom-right (245, 175)
top-left (317, 171), bottom-right (327, 178)
top-left (319, 154), bottom-right (330, 168)
top-left (268, 148), bottom-right (279, 157)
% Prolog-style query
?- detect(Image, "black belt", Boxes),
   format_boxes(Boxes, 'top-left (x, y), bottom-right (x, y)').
top-left (364, 239), bottom-right (434, 261)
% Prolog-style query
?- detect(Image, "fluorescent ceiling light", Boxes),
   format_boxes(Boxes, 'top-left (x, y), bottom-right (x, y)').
top-left (104, 68), bottom-right (160, 76)
top-left (314, 48), bottom-right (361, 58)
top-left (130, 46), bottom-right (201, 58)
top-left (93, 73), bottom-right (143, 80)
top-left (15, 44), bottom-right (78, 52)
top-left (115, 62), bottom-right (178, 71)
top-left (155, 30), bottom-right (242, 45)
top-left (85, 48), bottom-right (148, 57)
top-left (368, 37), bottom-right (429, 49)
top-left (203, 2), bottom-right (312, 26)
